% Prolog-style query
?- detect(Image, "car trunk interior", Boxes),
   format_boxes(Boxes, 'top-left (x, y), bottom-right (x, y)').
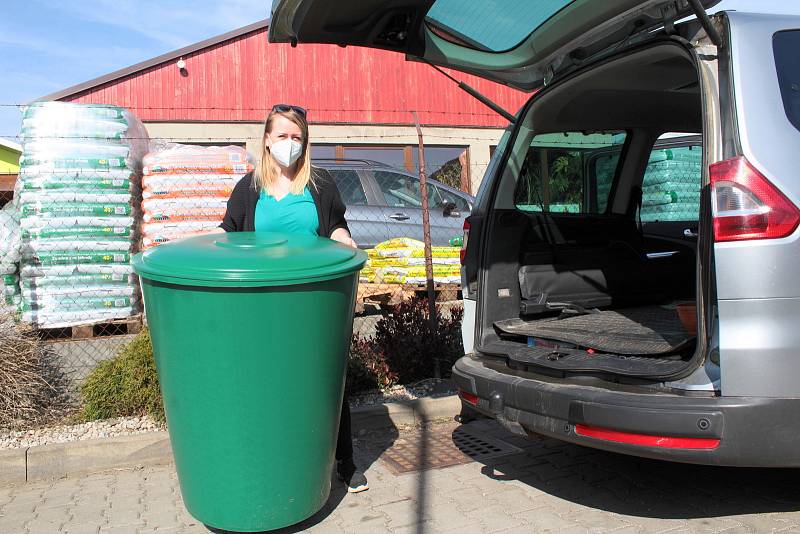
top-left (477, 41), bottom-right (705, 380)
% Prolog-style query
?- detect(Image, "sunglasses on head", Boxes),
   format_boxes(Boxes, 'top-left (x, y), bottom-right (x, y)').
top-left (271, 104), bottom-right (307, 117)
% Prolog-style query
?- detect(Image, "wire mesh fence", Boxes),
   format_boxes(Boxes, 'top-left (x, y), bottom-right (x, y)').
top-left (0, 101), bottom-right (471, 403)
top-left (0, 102), bottom-right (707, 430)
top-left (640, 144), bottom-right (702, 222)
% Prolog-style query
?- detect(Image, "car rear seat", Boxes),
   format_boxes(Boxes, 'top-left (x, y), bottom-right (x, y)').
top-left (518, 240), bottom-right (675, 315)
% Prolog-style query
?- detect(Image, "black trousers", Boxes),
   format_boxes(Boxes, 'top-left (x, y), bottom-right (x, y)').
top-left (335, 394), bottom-right (353, 462)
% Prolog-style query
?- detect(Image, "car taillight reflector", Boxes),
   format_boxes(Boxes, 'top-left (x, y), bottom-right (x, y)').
top-left (575, 424), bottom-right (720, 450)
top-left (710, 157), bottom-right (800, 242)
top-left (458, 390), bottom-right (478, 406)
top-left (460, 219), bottom-right (470, 265)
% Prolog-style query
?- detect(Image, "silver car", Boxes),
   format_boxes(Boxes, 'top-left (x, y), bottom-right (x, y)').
top-left (274, 1), bottom-right (800, 466)
top-left (316, 159), bottom-right (473, 248)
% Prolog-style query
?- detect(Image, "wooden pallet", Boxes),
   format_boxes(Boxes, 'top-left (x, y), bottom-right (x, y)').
top-left (356, 282), bottom-right (461, 313)
top-left (37, 314), bottom-right (144, 341)
top-left (409, 283), bottom-right (461, 302)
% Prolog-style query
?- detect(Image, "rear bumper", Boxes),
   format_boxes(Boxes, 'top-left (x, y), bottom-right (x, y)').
top-left (453, 354), bottom-right (800, 467)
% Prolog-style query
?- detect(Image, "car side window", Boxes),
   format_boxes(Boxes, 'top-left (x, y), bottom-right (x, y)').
top-left (640, 144), bottom-right (701, 222)
top-left (374, 170), bottom-right (422, 208)
top-left (426, 183), bottom-right (444, 207)
top-left (435, 186), bottom-right (469, 212)
top-left (328, 170), bottom-right (368, 205)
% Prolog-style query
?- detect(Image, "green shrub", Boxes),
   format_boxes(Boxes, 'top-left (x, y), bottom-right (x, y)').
top-left (373, 297), bottom-right (464, 384)
top-left (79, 328), bottom-right (165, 423)
top-left (345, 335), bottom-right (398, 397)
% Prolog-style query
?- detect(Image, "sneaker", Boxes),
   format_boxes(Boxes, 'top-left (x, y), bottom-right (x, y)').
top-left (336, 459), bottom-right (369, 493)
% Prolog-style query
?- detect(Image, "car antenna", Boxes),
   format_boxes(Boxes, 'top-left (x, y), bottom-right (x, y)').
top-left (422, 59), bottom-right (517, 124)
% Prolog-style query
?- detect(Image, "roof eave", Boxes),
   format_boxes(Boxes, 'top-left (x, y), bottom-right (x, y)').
top-left (0, 138), bottom-right (22, 152)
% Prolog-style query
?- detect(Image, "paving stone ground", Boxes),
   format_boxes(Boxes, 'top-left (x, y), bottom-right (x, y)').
top-left (2, 419), bottom-right (800, 533)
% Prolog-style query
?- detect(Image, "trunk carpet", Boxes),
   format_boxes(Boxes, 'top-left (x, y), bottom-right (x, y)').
top-left (494, 305), bottom-right (694, 356)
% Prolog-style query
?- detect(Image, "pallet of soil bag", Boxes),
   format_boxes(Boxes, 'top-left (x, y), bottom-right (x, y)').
top-left (356, 282), bottom-right (460, 306)
top-left (37, 313), bottom-right (144, 341)
top-left (409, 282), bottom-right (461, 302)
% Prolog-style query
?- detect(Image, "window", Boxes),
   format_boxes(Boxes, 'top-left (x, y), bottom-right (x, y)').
top-left (415, 146), bottom-right (469, 193)
top-left (313, 144), bottom-right (470, 192)
top-left (311, 145), bottom-right (336, 160)
top-left (327, 170), bottom-right (367, 205)
top-left (427, 0), bottom-right (574, 53)
top-left (435, 186), bottom-right (470, 212)
top-left (514, 131), bottom-right (627, 214)
top-left (640, 140), bottom-right (701, 222)
top-left (774, 31), bottom-right (800, 133)
top-left (374, 170), bottom-right (441, 208)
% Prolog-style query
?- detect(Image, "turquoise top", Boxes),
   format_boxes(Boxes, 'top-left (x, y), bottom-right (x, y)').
top-left (254, 187), bottom-right (319, 236)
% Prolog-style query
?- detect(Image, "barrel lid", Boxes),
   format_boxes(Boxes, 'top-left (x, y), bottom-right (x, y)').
top-left (132, 232), bottom-right (367, 287)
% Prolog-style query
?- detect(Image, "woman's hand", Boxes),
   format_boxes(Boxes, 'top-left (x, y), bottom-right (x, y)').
top-left (331, 228), bottom-right (357, 248)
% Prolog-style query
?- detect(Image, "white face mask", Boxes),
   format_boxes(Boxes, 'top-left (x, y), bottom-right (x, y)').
top-left (269, 138), bottom-right (303, 167)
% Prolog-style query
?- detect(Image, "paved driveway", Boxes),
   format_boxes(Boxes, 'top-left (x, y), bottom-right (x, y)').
top-left (2, 418), bottom-right (799, 533)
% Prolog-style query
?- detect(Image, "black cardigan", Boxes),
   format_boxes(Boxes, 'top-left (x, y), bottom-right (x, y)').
top-left (220, 168), bottom-right (349, 237)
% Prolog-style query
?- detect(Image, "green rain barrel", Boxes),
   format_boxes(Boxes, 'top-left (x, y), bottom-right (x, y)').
top-left (132, 232), bottom-right (367, 532)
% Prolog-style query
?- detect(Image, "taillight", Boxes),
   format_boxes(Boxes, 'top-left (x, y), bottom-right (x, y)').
top-left (458, 390), bottom-right (478, 406)
top-left (460, 219), bottom-right (470, 265)
top-left (710, 157), bottom-right (800, 242)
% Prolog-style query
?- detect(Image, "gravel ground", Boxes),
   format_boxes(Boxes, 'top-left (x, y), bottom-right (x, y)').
top-left (0, 415), bottom-right (165, 450)
top-left (0, 379), bottom-right (457, 450)
top-left (349, 378), bottom-right (457, 407)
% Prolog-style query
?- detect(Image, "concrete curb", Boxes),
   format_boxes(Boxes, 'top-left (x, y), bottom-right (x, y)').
top-left (0, 394), bottom-right (462, 484)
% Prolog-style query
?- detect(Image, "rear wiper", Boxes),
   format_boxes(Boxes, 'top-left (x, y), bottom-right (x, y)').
top-left (422, 59), bottom-right (517, 124)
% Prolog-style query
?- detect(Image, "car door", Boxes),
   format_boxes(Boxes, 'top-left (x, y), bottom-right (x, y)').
top-left (638, 135), bottom-right (703, 297)
top-left (270, 0), bottom-right (720, 91)
top-left (639, 135), bottom-right (702, 248)
top-left (428, 182), bottom-right (472, 240)
top-left (325, 168), bottom-right (385, 248)
top-left (369, 169), bottom-right (461, 246)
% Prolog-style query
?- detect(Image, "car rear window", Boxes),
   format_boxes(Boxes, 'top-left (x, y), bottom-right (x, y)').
top-left (426, 0), bottom-right (574, 52)
top-left (514, 131), bottom-right (627, 215)
top-left (774, 30), bottom-right (800, 133)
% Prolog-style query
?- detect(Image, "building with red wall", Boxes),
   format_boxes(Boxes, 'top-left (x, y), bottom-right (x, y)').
top-left (41, 19), bottom-right (529, 192)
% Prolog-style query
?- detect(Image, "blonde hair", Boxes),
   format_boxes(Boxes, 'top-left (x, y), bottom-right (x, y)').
top-left (254, 108), bottom-right (314, 195)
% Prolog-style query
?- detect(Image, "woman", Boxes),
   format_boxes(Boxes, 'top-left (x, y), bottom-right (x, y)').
top-left (220, 104), bottom-right (367, 493)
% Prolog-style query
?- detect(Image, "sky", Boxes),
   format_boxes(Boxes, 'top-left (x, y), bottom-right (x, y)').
top-left (0, 0), bottom-right (271, 141)
top-left (0, 0), bottom-right (793, 144)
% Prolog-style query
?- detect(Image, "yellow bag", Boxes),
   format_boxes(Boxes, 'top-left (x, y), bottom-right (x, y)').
top-left (409, 247), bottom-right (461, 258)
top-left (404, 265), bottom-right (461, 278)
top-left (406, 276), bottom-right (461, 284)
top-left (375, 266), bottom-right (407, 276)
top-left (378, 273), bottom-right (407, 284)
top-left (375, 237), bottom-right (424, 250)
top-left (368, 257), bottom-right (411, 268)
top-left (406, 257), bottom-right (461, 266)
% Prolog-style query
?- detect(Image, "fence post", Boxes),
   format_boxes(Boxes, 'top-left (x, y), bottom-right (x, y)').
top-left (412, 111), bottom-right (440, 379)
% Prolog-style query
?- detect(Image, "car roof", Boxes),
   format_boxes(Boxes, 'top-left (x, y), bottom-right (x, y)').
top-left (312, 158), bottom-right (401, 169)
top-left (313, 158), bottom-right (475, 200)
